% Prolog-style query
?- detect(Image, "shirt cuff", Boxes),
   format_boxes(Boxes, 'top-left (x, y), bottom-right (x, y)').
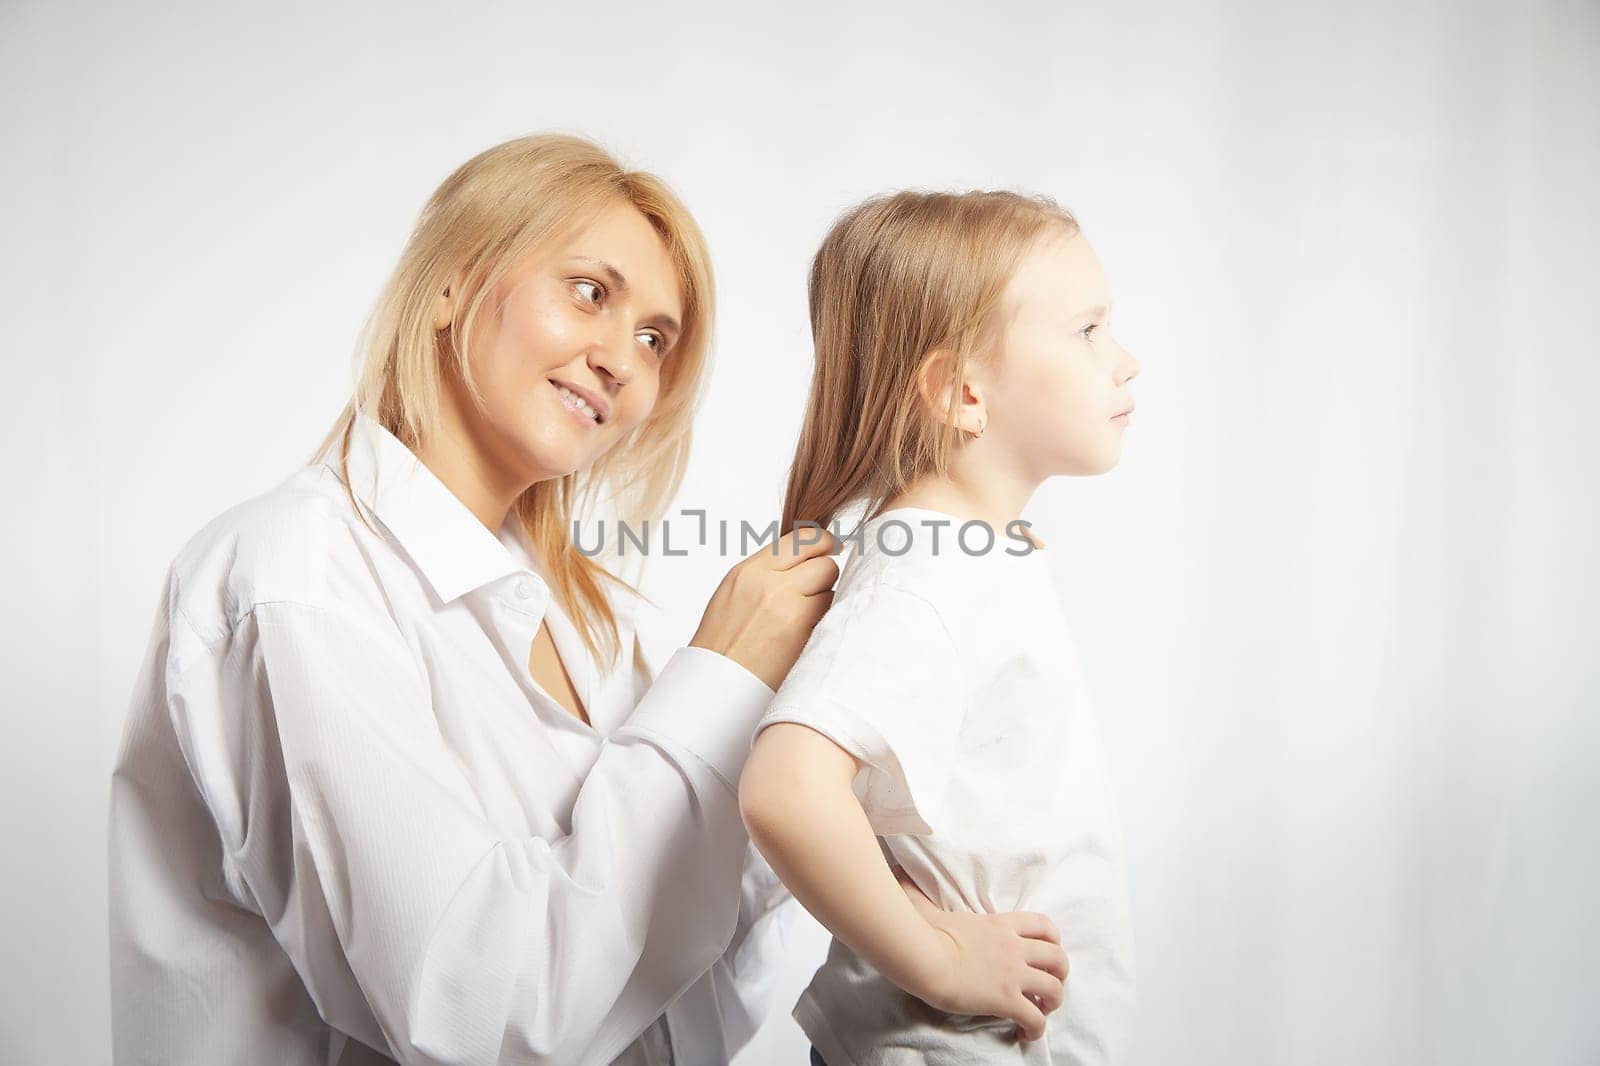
top-left (623, 645), bottom-right (776, 792)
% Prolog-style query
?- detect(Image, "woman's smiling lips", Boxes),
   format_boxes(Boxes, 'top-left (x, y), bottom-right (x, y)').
top-left (548, 378), bottom-right (611, 426)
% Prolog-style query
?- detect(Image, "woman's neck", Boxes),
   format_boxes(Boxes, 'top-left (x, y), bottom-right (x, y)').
top-left (411, 378), bottom-right (533, 534)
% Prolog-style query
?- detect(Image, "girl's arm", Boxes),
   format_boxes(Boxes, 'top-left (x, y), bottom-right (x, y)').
top-left (738, 721), bottom-right (1069, 1043)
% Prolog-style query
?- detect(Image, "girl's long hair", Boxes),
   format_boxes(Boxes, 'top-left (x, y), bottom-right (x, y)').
top-left (315, 133), bottom-right (716, 670)
top-left (780, 189), bottom-right (1077, 538)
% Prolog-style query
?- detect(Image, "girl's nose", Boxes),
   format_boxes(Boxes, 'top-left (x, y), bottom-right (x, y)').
top-left (1118, 343), bottom-right (1141, 383)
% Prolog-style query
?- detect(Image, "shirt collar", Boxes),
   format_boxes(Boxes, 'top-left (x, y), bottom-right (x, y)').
top-left (323, 411), bottom-right (648, 627)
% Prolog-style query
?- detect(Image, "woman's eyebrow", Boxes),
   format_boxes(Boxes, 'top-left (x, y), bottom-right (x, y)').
top-left (570, 256), bottom-right (631, 296)
top-left (569, 256), bottom-right (682, 336)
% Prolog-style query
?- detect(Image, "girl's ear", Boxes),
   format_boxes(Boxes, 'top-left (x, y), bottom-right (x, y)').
top-left (915, 349), bottom-right (986, 436)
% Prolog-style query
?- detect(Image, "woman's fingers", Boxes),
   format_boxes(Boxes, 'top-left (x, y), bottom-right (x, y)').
top-left (801, 590), bottom-right (835, 624)
top-left (692, 528), bottom-right (842, 690)
top-left (788, 551), bottom-right (841, 595)
top-left (767, 527), bottom-right (839, 571)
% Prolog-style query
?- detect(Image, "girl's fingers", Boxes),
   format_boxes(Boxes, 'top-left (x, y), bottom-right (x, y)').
top-left (1005, 911), bottom-right (1061, 944)
top-left (1023, 938), bottom-right (1069, 981)
top-left (1006, 994), bottom-right (1048, 1043)
top-left (1020, 966), bottom-right (1065, 1013)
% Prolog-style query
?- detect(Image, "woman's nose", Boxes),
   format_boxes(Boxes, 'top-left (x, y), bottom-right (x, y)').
top-left (587, 327), bottom-right (639, 389)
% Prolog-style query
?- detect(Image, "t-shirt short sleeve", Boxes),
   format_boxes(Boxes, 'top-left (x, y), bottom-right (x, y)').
top-left (754, 580), bottom-right (966, 837)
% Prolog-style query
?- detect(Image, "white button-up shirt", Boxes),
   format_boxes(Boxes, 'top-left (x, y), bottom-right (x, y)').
top-left (108, 412), bottom-right (797, 1065)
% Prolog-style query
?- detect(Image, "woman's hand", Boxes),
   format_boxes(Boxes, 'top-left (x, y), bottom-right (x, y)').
top-left (893, 865), bottom-right (1069, 1044)
top-left (691, 527), bottom-right (840, 691)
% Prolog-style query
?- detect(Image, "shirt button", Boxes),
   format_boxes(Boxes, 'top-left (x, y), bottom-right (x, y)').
top-left (515, 578), bottom-right (536, 600)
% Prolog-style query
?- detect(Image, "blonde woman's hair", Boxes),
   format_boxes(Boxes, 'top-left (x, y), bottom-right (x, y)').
top-left (780, 189), bottom-right (1078, 538)
top-left (315, 133), bottom-right (716, 669)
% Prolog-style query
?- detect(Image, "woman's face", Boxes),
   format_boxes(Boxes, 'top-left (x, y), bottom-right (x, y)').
top-left (979, 225), bottom-right (1140, 479)
top-left (445, 200), bottom-right (684, 489)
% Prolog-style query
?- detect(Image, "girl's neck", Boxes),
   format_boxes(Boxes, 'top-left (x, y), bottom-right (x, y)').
top-left (879, 470), bottom-right (1041, 540)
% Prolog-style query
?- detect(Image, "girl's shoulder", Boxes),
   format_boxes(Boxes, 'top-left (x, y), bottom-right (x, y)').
top-left (820, 550), bottom-right (1067, 712)
top-left (837, 529), bottom-right (1048, 646)
top-left (821, 555), bottom-right (966, 669)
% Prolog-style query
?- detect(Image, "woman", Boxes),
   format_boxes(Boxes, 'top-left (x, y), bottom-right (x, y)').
top-left (106, 134), bottom-right (841, 1065)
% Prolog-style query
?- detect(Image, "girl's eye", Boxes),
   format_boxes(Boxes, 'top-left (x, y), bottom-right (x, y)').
top-left (1080, 322), bottom-right (1101, 340)
top-left (637, 331), bottom-right (667, 357)
top-left (573, 280), bottom-right (603, 305)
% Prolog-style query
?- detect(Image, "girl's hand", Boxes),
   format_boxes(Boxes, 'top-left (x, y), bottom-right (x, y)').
top-left (893, 865), bottom-right (1069, 1044)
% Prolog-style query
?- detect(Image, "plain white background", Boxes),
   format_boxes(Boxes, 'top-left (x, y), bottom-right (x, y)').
top-left (3, 1), bottom-right (1596, 1063)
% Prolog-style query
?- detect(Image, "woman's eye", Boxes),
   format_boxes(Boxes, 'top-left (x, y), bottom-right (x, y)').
top-left (1080, 322), bottom-right (1100, 340)
top-left (573, 280), bottom-right (603, 305)
top-left (637, 331), bottom-right (666, 356)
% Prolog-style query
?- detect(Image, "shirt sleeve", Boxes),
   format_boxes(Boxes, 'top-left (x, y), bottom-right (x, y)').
top-left (171, 597), bottom-right (775, 1066)
top-left (630, 624), bottom-right (798, 1060)
top-left (751, 581), bottom-right (968, 837)
top-left (702, 839), bottom-right (801, 1058)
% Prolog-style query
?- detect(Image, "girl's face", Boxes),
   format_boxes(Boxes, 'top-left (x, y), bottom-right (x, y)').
top-left (444, 200), bottom-right (684, 488)
top-left (979, 226), bottom-right (1140, 479)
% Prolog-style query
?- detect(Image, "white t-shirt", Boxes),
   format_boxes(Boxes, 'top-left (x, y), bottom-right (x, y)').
top-left (753, 506), bottom-right (1137, 1065)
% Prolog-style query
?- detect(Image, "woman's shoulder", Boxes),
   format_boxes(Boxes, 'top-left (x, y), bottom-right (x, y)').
top-left (164, 463), bottom-right (389, 646)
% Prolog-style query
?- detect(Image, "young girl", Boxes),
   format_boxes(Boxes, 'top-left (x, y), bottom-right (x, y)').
top-left (739, 190), bottom-right (1140, 1064)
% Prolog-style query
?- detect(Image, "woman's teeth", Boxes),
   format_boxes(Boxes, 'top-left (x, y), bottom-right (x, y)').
top-left (555, 384), bottom-right (600, 423)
